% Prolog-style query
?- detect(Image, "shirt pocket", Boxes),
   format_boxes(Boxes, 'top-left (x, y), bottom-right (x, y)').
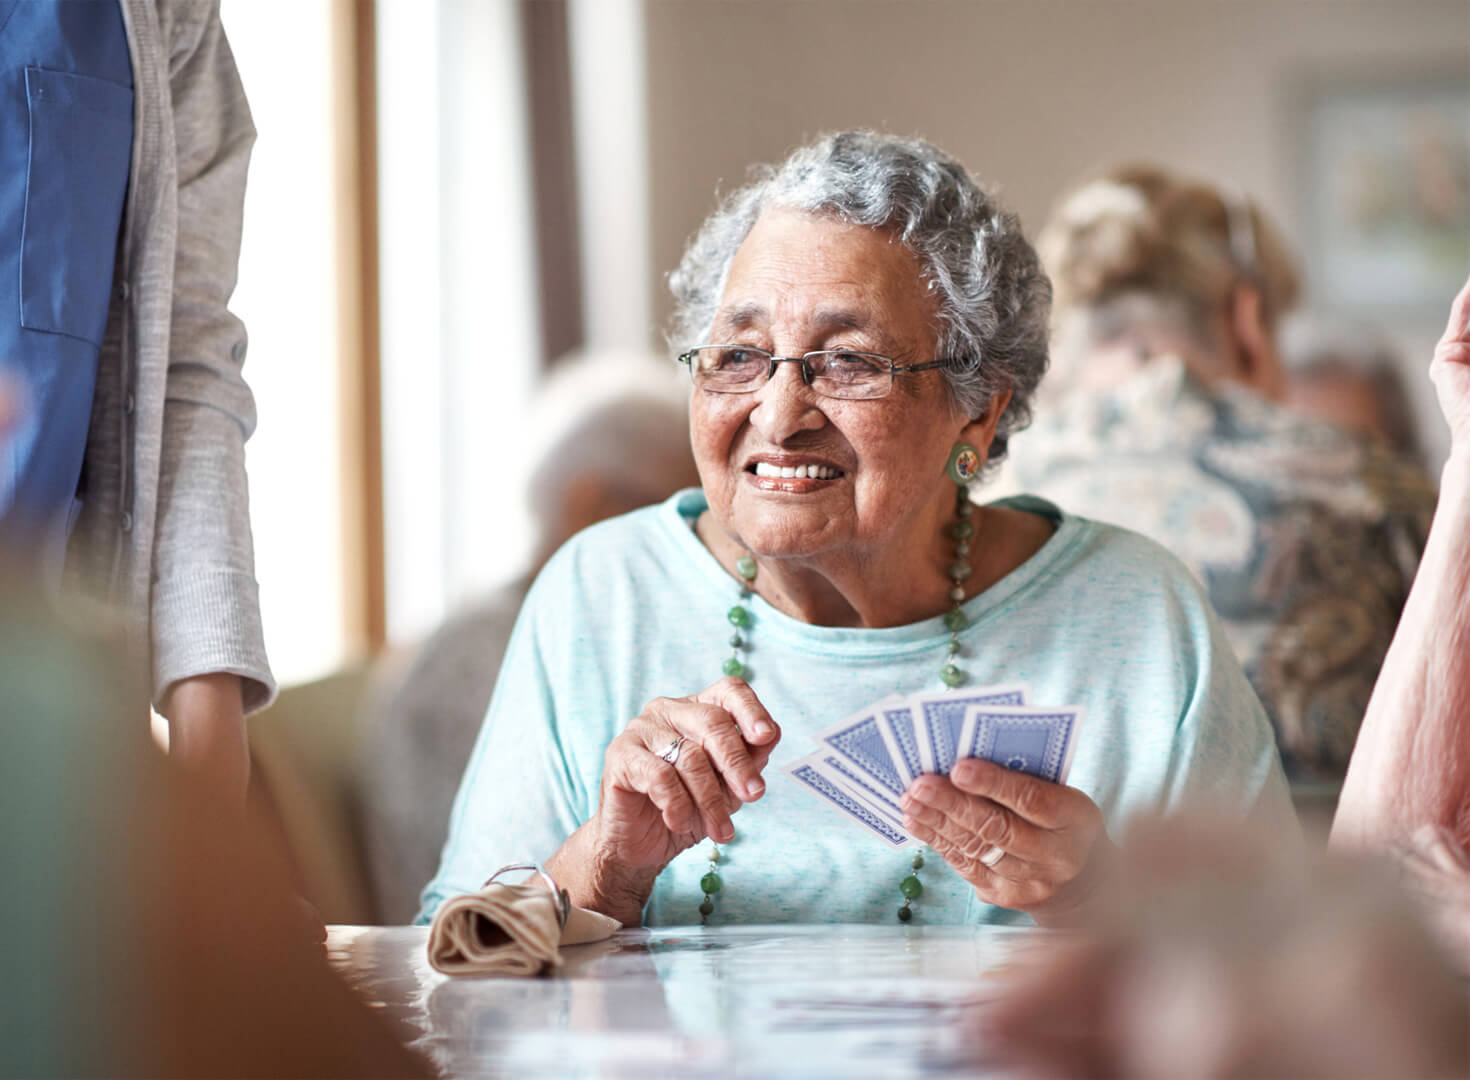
top-left (20, 66), bottom-right (134, 346)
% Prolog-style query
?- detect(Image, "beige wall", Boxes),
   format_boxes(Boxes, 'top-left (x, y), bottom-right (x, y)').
top-left (644, 0), bottom-right (1470, 468)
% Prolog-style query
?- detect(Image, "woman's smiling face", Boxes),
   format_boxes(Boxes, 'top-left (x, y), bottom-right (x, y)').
top-left (691, 209), bottom-right (987, 562)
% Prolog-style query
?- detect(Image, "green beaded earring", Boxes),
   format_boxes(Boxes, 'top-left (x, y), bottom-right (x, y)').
top-left (945, 442), bottom-right (981, 485)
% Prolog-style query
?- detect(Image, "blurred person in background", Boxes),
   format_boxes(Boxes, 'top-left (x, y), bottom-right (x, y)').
top-left (1282, 316), bottom-right (1426, 465)
top-left (359, 350), bottom-right (699, 923)
top-left (1007, 165), bottom-right (1437, 784)
top-left (975, 275), bottom-right (1470, 1080)
top-left (1333, 274), bottom-right (1470, 968)
top-left (0, 0), bottom-right (272, 805)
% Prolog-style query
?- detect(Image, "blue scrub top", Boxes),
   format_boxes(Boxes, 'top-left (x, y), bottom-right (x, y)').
top-left (0, 0), bottom-right (133, 582)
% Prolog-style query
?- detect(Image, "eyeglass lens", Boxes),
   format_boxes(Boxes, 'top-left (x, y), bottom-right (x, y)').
top-left (686, 347), bottom-right (893, 400)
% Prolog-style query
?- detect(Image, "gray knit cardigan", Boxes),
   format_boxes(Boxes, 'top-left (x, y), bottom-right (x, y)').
top-left (64, 0), bottom-right (274, 712)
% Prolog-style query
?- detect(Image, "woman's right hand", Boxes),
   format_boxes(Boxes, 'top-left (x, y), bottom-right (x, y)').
top-left (1432, 273), bottom-right (1470, 454)
top-left (553, 677), bottom-right (781, 919)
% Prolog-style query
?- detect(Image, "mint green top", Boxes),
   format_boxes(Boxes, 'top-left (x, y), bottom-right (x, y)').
top-left (419, 490), bottom-right (1295, 926)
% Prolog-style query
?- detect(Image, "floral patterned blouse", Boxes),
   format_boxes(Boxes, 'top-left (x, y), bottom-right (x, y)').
top-left (1005, 360), bottom-right (1437, 782)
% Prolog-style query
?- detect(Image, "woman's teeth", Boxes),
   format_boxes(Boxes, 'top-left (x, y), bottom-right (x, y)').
top-left (753, 462), bottom-right (838, 479)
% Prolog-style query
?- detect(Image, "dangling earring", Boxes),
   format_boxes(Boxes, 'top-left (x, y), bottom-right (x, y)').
top-left (940, 443), bottom-right (980, 687)
top-left (945, 442), bottom-right (981, 485)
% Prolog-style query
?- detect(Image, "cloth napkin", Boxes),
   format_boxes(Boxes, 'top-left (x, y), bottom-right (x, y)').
top-left (426, 879), bottom-right (621, 976)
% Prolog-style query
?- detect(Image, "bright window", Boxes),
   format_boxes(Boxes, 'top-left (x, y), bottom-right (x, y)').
top-left (222, 0), bottom-right (347, 686)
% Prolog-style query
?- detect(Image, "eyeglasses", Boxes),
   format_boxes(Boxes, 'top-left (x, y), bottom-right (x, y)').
top-left (677, 345), bottom-right (950, 401)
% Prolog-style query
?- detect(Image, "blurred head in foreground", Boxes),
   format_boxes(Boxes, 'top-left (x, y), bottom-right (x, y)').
top-left (977, 815), bottom-right (1467, 1079)
top-left (0, 580), bottom-right (426, 1076)
top-left (1038, 163), bottom-right (1300, 403)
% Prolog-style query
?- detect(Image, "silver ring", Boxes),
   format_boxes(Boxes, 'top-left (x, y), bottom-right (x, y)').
top-left (657, 735), bottom-right (687, 765)
top-left (979, 845), bottom-right (1005, 868)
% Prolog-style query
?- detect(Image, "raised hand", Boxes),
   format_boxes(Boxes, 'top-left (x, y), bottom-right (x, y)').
top-left (1431, 273), bottom-right (1470, 452)
top-left (551, 677), bottom-right (781, 921)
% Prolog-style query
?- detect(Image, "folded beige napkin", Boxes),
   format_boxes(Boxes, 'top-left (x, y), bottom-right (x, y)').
top-left (427, 880), bottom-right (621, 977)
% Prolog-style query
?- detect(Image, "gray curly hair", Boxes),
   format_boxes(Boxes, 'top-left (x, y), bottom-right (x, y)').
top-left (667, 131), bottom-right (1052, 466)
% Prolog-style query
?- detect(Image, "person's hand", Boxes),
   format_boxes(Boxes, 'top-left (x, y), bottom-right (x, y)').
top-left (1431, 273), bottom-right (1470, 454)
top-left (580, 677), bottom-right (781, 908)
top-left (900, 757), bottom-right (1112, 925)
top-left (161, 673), bottom-right (250, 804)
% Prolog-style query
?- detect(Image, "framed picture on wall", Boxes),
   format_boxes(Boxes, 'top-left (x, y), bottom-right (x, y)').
top-left (1298, 72), bottom-right (1470, 315)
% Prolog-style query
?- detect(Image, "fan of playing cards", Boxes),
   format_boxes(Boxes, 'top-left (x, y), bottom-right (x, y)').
top-left (781, 684), bottom-right (1084, 848)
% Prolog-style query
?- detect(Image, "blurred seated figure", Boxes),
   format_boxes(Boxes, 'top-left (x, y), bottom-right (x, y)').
top-left (1283, 316), bottom-right (1425, 464)
top-left (1008, 164), bottom-right (1437, 782)
top-left (359, 350), bottom-right (699, 923)
top-left (1333, 275), bottom-right (1470, 967)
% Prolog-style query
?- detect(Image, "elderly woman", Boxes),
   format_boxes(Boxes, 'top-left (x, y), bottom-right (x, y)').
top-left (1006, 165), bottom-right (1436, 783)
top-left (419, 133), bottom-right (1293, 929)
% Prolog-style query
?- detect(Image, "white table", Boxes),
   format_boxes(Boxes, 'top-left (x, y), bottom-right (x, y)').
top-left (327, 923), bottom-right (1039, 1078)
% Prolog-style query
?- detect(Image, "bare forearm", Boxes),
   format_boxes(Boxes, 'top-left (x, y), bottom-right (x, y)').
top-left (1333, 455), bottom-right (1470, 852)
top-left (544, 820), bottom-right (659, 926)
top-left (162, 673), bottom-right (250, 804)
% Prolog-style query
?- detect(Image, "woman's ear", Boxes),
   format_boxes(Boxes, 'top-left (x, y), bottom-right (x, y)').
top-left (960, 388), bottom-right (1013, 465)
top-left (1228, 283), bottom-right (1286, 401)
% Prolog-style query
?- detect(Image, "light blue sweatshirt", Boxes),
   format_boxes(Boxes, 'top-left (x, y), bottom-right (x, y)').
top-left (420, 490), bottom-right (1295, 926)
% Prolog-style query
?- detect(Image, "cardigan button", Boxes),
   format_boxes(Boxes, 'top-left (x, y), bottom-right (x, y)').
top-left (123, 393), bottom-right (135, 415)
top-left (119, 511), bottom-right (133, 532)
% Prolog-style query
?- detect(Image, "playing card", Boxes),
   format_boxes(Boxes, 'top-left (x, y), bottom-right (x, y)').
top-left (815, 704), bottom-right (911, 803)
top-left (873, 699), bottom-right (925, 788)
top-left (957, 704), bottom-right (1085, 786)
top-left (781, 755), bottom-right (915, 849)
top-left (910, 683), bottom-right (1032, 777)
top-left (810, 749), bottom-right (907, 826)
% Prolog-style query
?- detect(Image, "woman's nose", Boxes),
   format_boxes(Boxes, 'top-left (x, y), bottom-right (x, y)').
top-left (748, 360), bottom-right (826, 443)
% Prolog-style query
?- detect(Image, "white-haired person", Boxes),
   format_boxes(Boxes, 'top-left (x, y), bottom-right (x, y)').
top-left (419, 132), bottom-right (1295, 930)
top-left (1006, 164), bottom-right (1436, 786)
top-left (360, 351), bottom-right (700, 922)
top-left (974, 279), bottom-right (1470, 1078)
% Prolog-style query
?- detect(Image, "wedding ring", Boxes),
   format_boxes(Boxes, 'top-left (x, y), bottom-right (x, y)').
top-left (979, 845), bottom-right (1005, 869)
top-left (657, 735), bottom-right (687, 765)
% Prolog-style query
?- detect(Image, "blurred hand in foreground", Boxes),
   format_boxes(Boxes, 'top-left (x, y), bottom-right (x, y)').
top-left (975, 815), bottom-right (1468, 1079)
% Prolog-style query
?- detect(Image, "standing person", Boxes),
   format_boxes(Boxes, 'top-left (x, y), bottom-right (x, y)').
top-left (1009, 165), bottom-right (1436, 783)
top-left (0, 1), bottom-right (272, 799)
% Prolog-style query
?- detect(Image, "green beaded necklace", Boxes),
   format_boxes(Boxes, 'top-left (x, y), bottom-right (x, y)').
top-left (700, 460), bottom-right (980, 925)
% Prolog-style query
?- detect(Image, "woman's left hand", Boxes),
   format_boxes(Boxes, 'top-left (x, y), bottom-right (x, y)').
top-left (900, 757), bottom-right (1113, 926)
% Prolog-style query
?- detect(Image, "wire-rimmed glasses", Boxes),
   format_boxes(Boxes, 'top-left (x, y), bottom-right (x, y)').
top-left (677, 345), bottom-right (950, 401)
